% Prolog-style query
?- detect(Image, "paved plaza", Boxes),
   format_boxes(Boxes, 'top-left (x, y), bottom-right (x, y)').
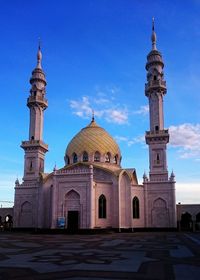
top-left (0, 232), bottom-right (200, 279)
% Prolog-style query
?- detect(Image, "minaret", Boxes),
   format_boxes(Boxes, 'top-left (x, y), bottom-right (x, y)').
top-left (21, 44), bottom-right (48, 181)
top-left (145, 18), bottom-right (169, 181)
top-left (143, 19), bottom-right (176, 228)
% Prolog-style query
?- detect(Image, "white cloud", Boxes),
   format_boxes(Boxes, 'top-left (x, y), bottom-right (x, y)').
top-left (115, 134), bottom-right (144, 147)
top-left (134, 105), bottom-right (149, 115)
top-left (105, 109), bottom-right (128, 124)
top-left (69, 89), bottom-right (129, 124)
top-left (70, 96), bottom-right (92, 119)
top-left (169, 123), bottom-right (200, 159)
top-left (69, 86), bottom-right (149, 125)
top-left (115, 136), bottom-right (128, 142)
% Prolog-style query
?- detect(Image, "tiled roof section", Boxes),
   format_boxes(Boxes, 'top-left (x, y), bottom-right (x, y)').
top-left (65, 119), bottom-right (121, 158)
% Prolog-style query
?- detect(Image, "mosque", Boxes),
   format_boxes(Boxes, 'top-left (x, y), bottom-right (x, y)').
top-left (0, 24), bottom-right (198, 232)
top-left (11, 23), bottom-right (179, 231)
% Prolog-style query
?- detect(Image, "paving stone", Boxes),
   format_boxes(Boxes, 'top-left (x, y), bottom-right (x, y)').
top-left (0, 232), bottom-right (199, 279)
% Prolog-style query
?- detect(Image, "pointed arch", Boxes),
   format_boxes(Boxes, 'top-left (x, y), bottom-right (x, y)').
top-left (180, 212), bottom-right (192, 231)
top-left (65, 190), bottom-right (80, 200)
top-left (152, 198), bottom-right (168, 227)
top-left (94, 151), bottom-right (100, 162)
top-left (65, 155), bottom-right (70, 165)
top-left (72, 153), bottom-right (78, 163)
top-left (29, 161), bottom-right (33, 171)
top-left (105, 152), bottom-right (111, 163)
top-left (153, 198), bottom-right (166, 208)
top-left (132, 196), bottom-right (140, 219)
top-left (20, 201), bottom-right (33, 227)
top-left (21, 201), bottom-right (32, 213)
top-left (82, 151), bottom-right (88, 162)
top-left (98, 194), bottom-right (106, 218)
top-left (113, 154), bottom-right (118, 164)
top-left (196, 212), bottom-right (200, 222)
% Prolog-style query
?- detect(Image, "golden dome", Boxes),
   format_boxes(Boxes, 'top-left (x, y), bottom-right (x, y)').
top-left (65, 119), bottom-right (121, 166)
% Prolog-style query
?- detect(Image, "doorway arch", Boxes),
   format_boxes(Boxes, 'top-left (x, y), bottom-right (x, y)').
top-left (195, 212), bottom-right (200, 230)
top-left (152, 198), bottom-right (169, 227)
top-left (180, 212), bottom-right (192, 231)
top-left (65, 190), bottom-right (80, 232)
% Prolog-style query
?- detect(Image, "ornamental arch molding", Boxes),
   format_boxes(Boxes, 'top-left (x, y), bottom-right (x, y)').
top-left (152, 197), bottom-right (169, 228)
top-left (19, 201), bottom-right (33, 227)
top-left (65, 190), bottom-right (81, 211)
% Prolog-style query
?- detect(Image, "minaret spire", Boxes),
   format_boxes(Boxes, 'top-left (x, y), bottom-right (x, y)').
top-left (143, 21), bottom-right (176, 228)
top-left (21, 43), bottom-right (48, 181)
top-left (37, 39), bottom-right (42, 69)
top-left (151, 17), bottom-right (157, 50)
top-left (145, 19), bottom-right (168, 180)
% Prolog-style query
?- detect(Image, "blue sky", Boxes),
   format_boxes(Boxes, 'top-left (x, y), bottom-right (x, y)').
top-left (0, 0), bottom-right (200, 206)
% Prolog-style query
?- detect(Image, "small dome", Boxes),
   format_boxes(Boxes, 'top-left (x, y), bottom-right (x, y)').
top-left (65, 119), bottom-right (121, 166)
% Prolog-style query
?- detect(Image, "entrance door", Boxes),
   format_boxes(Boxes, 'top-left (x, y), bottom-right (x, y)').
top-left (67, 211), bottom-right (79, 232)
top-left (180, 212), bottom-right (192, 231)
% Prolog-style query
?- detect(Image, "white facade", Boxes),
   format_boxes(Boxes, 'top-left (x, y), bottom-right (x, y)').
top-left (13, 24), bottom-right (177, 230)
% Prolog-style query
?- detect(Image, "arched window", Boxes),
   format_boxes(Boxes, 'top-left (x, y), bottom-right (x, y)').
top-left (196, 212), bottom-right (200, 222)
top-left (73, 153), bottom-right (78, 163)
top-left (155, 125), bottom-right (159, 131)
top-left (94, 151), bottom-right (100, 162)
top-left (105, 152), bottom-right (111, 163)
top-left (181, 212), bottom-right (192, 231)
top-left (113, 154), bottom-right (118, 164)
top-left (156, 153), bottom-right (160, 164)
top-left (65, 155), bottom-right (70, 165)
top-left (196, 212), bottom-right (200, 230)
top-left (82, 151), bottom-right (88, 162)
top-left (29, 161), bottom-right (33, 171)
top-left (132, 197), bottom-right (140, 219)
top-left (21, 201), bottom-right (32, 213)
top-left (98, 194), bottom-right (106, 218)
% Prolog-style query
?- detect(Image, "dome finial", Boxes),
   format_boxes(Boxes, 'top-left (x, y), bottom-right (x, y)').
top-left (37, 38), bottom-right (42, 69)
top-left (151, 17), bottom-right (157, 50)
top-left (92, 109), bottom-right (95, 122)
top-left (152, 17), bottom-right (155, 31)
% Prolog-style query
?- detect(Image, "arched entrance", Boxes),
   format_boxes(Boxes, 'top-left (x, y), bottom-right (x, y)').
top-left (152, 198), bottom-right (169, 227)
top-left (20, 201), bottom-right (32, 227)
top-left (65, 190), bottom-right (80, 232)
top-left (196, 212), bottom-right (200, 231)
top-left (180, 212), bottom-right (192, 231)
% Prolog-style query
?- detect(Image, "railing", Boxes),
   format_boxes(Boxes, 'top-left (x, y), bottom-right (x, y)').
top-left (55, 168), bottom-right (91, 175)
top-left (21, 140), bottom-right (48, 150)
top-left (146, 129), bottom-right (169, 136)
top-left (145, 80), bottom-right (166, 90)
top-left (27, 96), bottom-right (48, 105)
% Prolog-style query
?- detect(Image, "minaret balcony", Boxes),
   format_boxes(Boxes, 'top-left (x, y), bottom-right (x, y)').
top-left (145, 129), bottom-right (169, 143)
top-left (145, 80), bottom-right (166, 92)
top-left (146, 129), bottom-right (168, 135)
top-left (21, 140), bottom-right (48, 152)
top-left (27, 96), bottom-right (48, 108)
